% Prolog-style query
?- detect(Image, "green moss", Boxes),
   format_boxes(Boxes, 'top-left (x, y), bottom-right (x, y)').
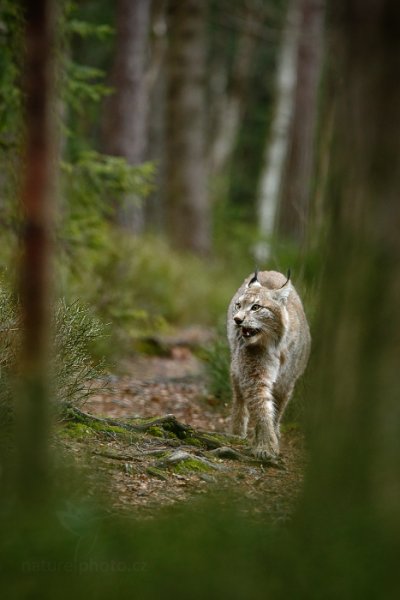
top-left (147, 426), bottom-right (165, 438)
top-left (64, 415), bottom-right (141, 442)
top-left (173, 457), bottom-right (214, 474)
top-left (62, 422), bottom-right (95, 439)
top-left (184, 437), bottom-right (203, 448)
top-left (198, 433), bottom-right (229, 449)
top-left (129, 416), bottom-right (166, 427)
top-left (88, 421), bottom-right (128, 435)
top-left (208, 431), bottom-right (246, 445)
top-left (87, 421), bottom-right (141, 443)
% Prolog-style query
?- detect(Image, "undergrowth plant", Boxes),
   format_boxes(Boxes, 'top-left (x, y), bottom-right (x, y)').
top-left (0, 291), bottom-right (106, 420)
top-left (200, 333), bottom-right (232, 405)
top-left (53, 299), bottom-right (107, 410)
top-left (60, 231), bottom-right (242, 356)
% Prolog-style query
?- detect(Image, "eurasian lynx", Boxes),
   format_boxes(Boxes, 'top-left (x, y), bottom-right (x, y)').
top-left (227, 270), bottom-right (311, 461)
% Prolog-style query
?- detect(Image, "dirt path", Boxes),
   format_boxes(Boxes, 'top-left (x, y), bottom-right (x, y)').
top-left (60, 347), bottom-right (306, 523)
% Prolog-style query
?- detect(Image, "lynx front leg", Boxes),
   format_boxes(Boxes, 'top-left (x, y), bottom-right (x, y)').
top-left (273, 382), bottom-right (295, 440)
top-left (230, 375), bottom-right (249, 438)
top-left (248, 388), bottom-right (280, 461)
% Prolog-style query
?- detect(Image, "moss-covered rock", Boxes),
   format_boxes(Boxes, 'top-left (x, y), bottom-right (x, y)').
top-left (155, 450), bottom-right (223, 475)
top-left (173, 457), bottom-right (215, 475)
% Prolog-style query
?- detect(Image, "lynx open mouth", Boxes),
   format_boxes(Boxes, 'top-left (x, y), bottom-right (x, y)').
top-left (241, 327), bottom-right (260, 339)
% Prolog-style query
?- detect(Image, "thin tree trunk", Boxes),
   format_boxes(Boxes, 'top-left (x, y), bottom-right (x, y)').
top-left (145, 0), bottom-right (168, 232)
top-left (209, 8), bottom-right (258, 176)
top-left (277, 0), bottom-right (325, 245)
top-left (165, 0), bottom-right (209, 255)
top-left (17, 0), bottom-right (56, 506)
top-left (145, 0), bottom-right (167, 95)
top-left (102, 0), bottom-right (151, 233)
top-left (256, 0), bottom-right (301, 260)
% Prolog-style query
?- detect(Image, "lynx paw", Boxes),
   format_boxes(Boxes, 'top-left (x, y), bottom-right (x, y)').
top-left (253, 446), bottom-right (281, 466)
top-left (253, 448), bottom-right (275, 461)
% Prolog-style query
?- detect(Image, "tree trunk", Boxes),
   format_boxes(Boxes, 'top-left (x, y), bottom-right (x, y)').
top-left (277, 0), bottom-right (325, 246)
top-left (209, 6), bottom-right (258, 177)
top-left (102, 0), bottom-right (151, 233)
top-left (144, 0), bottom-right (168, 232)
top-left (165, 0), bottom-right (209, 255)
top-left (17, 0), bottom-right (57, 506)
top-left (297, 0), bottom-right (400, 584)
top-left (256, 0), bottom-right (301, 260)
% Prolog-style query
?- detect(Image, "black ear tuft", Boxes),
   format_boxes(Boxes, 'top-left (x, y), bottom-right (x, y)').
top-left (279, 268), bottom-right (291, 289)
top-left (248, 267), bottom-right (259, 286)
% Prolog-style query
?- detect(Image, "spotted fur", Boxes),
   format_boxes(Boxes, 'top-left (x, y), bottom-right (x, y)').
top-left (227, 270), bottom-right (311, 461)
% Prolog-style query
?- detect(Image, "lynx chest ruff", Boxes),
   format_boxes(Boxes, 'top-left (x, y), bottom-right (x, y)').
top-left (227, 270), bottom-right (311, 461)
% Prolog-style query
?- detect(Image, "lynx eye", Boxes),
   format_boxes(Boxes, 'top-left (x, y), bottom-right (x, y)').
top-left (251, 304), bottom-right (261, 311)
top-left (235, 302), bottom-right (241, 310)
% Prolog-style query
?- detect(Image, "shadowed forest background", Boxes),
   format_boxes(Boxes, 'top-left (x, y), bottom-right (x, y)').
top-left (1, 0), bottom-right (400, 598)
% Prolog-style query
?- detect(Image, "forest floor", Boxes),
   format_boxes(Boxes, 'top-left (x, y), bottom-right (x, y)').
top-left (59, 329), bottom-right (306, 524)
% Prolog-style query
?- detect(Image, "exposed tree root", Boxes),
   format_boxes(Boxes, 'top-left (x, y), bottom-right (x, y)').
top-left (64, 405), bottom-right (284, 468)
top-left (65, 406), bottom-right (226, 447)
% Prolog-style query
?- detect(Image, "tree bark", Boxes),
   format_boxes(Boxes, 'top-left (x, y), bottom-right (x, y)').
top-left (256, 0), bottom-right (301, 259)
top-left (209, 5), bottom-right (258, 177)
top-left (165, 0), bottom-right (210, 255)
top-left (277, 0), bottom-right (325, 246)
top-left (144, 0), bottom-right (168, 232)
top-left (102, 0), bottom-right (151, 233)
top-left (17, 0), bottom-right (57, 506)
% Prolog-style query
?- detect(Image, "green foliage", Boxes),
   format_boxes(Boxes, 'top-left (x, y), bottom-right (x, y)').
top-left (0, 291), bottom-right (19, 421)
top-left (0, 1), bottom-right (22, 151)
top-left (0, 1), bottom-right (23, 249)
top-left (0, 0), bottom-right (318, 373)
top-left (64, 61), bottom-right (112, 111)
top-left (60, 153), bottom-right (155, 265)
top-left (0, 291), bottom-right (106, 417)
top-left (201, 334), bottom-right (232, 404)
top-left (61, 151), bottom-right (155, 216)
top-left (60, 231), bottom-right (242, 356)
top-left (61, 3), bottom-right (114, 139)
top-left (68, 19), bottom-right (113, 40)
top-left (53, 299), bottom-right (107, 409)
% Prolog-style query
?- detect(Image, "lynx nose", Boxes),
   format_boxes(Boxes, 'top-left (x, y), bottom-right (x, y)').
top-left (234, 315), bottom-right (244, 325)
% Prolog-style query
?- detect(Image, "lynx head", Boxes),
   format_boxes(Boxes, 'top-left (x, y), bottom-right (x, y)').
top-left (232, 270), bottom-right (291, 346)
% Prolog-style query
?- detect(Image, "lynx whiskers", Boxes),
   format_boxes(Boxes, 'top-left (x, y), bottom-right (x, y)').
top-left (227, 269), bottom-right (311, 462)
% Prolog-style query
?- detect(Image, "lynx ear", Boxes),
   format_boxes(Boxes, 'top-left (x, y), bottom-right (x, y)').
top-left (247, 268), bottom-right (261, 288)
top-left (273, 282), bottom-right (291, 304)
top-left (273, 270), bottom-right (291, 304)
